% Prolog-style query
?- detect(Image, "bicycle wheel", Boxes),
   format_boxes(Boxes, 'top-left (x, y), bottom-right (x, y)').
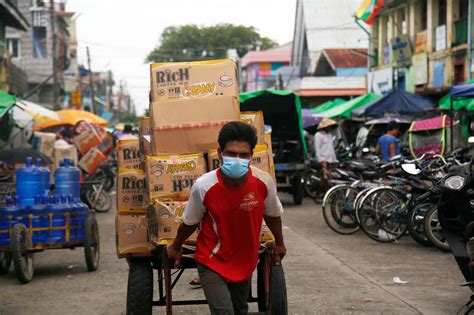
top-left (357, 187), bottom-right (408, 243)
top-left (423, 206), bottom-right (450, 252)
top-left (322, 185), bottom-right (359, 235)
top-left (303, 170), bottom-right (321, 199)
top-left (407, 203), bottom-right (433, 247)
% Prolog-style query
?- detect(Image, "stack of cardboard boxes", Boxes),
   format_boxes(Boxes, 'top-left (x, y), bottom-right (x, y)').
top-left (115, 59), bottom-right (274, 258)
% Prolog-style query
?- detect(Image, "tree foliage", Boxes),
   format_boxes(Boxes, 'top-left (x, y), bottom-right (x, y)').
top-left (146, 24), bottom-right (278, 63)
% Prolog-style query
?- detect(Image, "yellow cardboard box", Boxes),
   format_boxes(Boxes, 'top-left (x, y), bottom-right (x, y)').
top-left (117, 139), bottom-right (142, 170)
top-left (116, 168), bottom-right (148, 214)
top-left (149, 59), bottom-right (238, 102)
top-left (145, 153), bottom-right (207, 201)
top-left (147, 200), bottom-right (198, 245)
top-left (241, 111), bottom-right (265, 144)
top-left (207, 145), bottom-right (270, 174)
top-left (115, 214), bottom-right (154, 258)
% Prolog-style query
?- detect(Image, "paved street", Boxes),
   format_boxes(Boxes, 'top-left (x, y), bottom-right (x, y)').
top-left (0, 195), bottom-right (469, 314)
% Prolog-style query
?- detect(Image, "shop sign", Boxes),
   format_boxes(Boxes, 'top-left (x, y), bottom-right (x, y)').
top-left (368, 67), bottom-right (393, 95)
top-left (391, 35), bottom-right (412, 67)
top-left (411, 53), bottom-right (428, 85)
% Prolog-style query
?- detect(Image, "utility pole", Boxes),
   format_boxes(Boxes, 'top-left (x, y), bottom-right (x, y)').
top-left (49, 0), bottom-right (59, 109)
top-left (86, 46), bottom-right (96, 114)
top-left (118, 80), bottom-right (123, 122)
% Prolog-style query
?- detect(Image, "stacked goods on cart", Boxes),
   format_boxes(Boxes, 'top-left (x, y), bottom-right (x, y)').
top-left (0, 156), bottom-right (99, 283)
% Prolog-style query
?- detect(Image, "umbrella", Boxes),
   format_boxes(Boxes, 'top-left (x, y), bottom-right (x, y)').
top-left (15, 100), bottom-right (60, 122)
top-left (0, 90), bottom-right (16, 118)
top-left (33, 109), bottom-right (109, 131)
top-left (0, 148), bottom-right (52, 165)
top-left (301, 109), bottom-right (323, 128)
top-left (365, 116), bottom-right (412, 125)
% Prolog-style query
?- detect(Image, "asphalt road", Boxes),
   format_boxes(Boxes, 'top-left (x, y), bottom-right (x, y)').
top-left (0, 194), bottom-right (469, 314)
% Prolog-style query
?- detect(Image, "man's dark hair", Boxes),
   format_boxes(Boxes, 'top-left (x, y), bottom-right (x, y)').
top-left (218, 121), bottom-right (257, 151)
top-left (387, 121), bottom-right (399, 132)
top-left (123, 124), bottom-right (133, 133)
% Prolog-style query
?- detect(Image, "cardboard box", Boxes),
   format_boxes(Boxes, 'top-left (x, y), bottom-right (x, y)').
top-left (115, 214), bottom-right (154, 258)
top-left (98, 132), bottom-right (114, 156)
top-left (150, 96), bottom-right (240, 154)
top-left (260, 222), bottom-right (274, 242)
top-left (264, 131), bottom-right (276, 181)
top-left (117, 139), bottom-right (142, 170)
top-left (78, 148), bottom-right (106, 174)
top-left (139, 117), bottom-right (151, 136)
top-left (54, 144), bottom-right (78, 168)
top-left (75, 121), bottom-right (105, 137)
top-left (74, 128), bottom-right (103, 154)
top-left (145, 153), bottom-right (207, 201)
top-left (116, 168), bottom-right (148, 214)
top-left (207, 145), bottom-right (270, 174)
top-left (147, 200), bottom-right (198, 245)
top-left (241, 111), bottom-right (265, 144)
top-left (33, 132), bottom-right (56, 157)
top-left (149, 59), bottom-right (238, 102)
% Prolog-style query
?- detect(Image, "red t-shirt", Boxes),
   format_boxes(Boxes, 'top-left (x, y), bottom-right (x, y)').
top-left (182, 167), bottom-right (283, 282)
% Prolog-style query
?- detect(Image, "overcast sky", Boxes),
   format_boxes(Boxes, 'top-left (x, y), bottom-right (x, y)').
top-left (66, 0), bottom-right (297, 116)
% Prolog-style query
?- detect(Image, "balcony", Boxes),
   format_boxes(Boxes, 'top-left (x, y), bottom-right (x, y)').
top-left (453, 18), bottom-right (468, 46)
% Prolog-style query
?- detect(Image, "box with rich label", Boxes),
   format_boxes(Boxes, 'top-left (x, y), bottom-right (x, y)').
top-left (116, 168), bottom-right (148, 214)
top-left (264, 131), bottom-right (276, 180)
top-left (145, 153), bottom-right (207, 201)
top-left (149, 59), bottom-right (238, 102)
top-left (74, 128), bottom-right (103, 154)
top-left (33, 132), bottom-right (56, 157)
top-left (115, 214), bottom-right (154, 258)
top-left (139, 117), bottom-right (151, 136)
top-left (147, 200), bottom-right (198, 245)
top-left (240, 111), bottom-right (265, 144)
top-left (78, 148), bottom-right (106, 174)
top-left (207, 145), bottom-right (270, 174)
top-left (117, 139), bottom-right (142, 170)
top-left (150, 96), bottom-right (240, 154)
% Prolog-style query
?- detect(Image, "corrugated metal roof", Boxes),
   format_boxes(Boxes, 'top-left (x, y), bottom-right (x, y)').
top-left (323, 48), bottom-right (368, 69)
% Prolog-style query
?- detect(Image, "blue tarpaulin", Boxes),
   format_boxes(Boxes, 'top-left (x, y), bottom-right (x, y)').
top-left (451, 83), bottom-right (474, 98)
top-left (352, 88), bottom-right (436, 116)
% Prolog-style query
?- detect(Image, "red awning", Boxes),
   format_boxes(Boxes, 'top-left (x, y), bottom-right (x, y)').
top-left (297, 88), bottom-right (366, 97)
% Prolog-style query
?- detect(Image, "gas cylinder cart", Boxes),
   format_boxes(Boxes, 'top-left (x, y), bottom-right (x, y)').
top-left (124, 220), bottom-right (288, 315)
top-left (0, 200), bottom-right (100, 284)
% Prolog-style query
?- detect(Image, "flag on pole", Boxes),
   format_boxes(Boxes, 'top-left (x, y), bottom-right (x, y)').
top-left (356, 0), bottom-right (384, 25)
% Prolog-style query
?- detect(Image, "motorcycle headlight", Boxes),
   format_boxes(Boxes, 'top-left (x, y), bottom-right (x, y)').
top-left (443, 175), bottom-right (466, 190)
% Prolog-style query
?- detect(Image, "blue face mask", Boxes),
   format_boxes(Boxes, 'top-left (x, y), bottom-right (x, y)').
top-left (221, 156), bottom-right (250, 179)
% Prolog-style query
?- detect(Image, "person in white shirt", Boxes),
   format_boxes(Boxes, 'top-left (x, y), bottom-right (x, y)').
top-left (314, 118), bottom-right (338, 198)
top-left (117, 124), bottom-right (137, 140)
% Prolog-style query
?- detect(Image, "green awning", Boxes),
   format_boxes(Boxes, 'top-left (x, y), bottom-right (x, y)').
top-left (317, 93), bottom-right (382, 118)
top-left (311, 98), bottom-right (346, 114)
top-left (439, 79), bottom-right (474, 111)
top-left (0, 90), bottom-right (17, 118)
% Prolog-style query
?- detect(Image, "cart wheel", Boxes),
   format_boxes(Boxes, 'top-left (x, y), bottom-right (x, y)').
top-left (0, 252), bottom-right (12, 274)
top-left (84, 215), bottom-right (100, 271)
top-left (269, 264), bottom-right (288, 315)
top-left (292, 175), bottom-right (304, 205)
top-left (11, 223), bottom-right (34, 284)
top-left (257, 252), bottom-right (288, 315)
top-left (126, 258), bottom-right (153, 315)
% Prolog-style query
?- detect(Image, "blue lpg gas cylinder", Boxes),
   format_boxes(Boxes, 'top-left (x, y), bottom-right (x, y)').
top-left (0, 197), bottom-right (24, 246)
top-left (74, 202), bottom-right (89, 242)
top-left (35, 158), bottom-right (51, 196)
top-left (16, 157), bottom-right (43, 206)
top-left (55, 158), bottom-right (81, 203)
top-left (66, 195), bottom-right (78, 242)
top-left (31, 196), bottom-right (49, 244)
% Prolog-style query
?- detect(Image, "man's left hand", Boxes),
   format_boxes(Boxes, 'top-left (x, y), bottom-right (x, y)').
top-left (272, 243), bottom-right (287, 265)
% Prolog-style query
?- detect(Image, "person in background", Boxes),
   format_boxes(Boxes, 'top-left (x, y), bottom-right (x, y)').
top-left (375, 121), bottom-right (400, 162)
top-left (117, 124), bottom-right (137, 140)
top-left (315, 118), bottom-right (338, 198)
top-left (54, 128), bottom-right (74, 148)
top-left (167, 121), bottom-right (286, 315)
